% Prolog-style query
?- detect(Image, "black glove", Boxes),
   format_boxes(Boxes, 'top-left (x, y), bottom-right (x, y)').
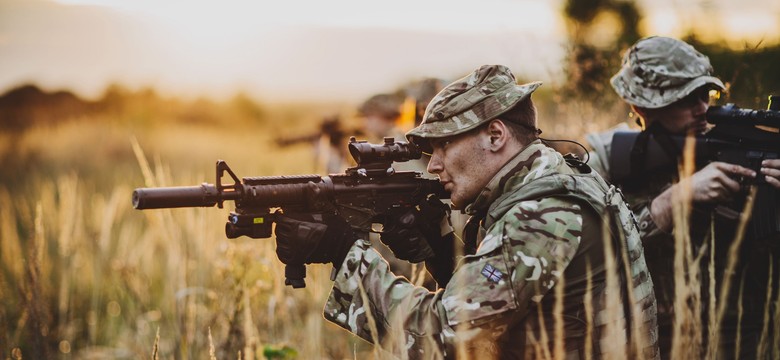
top-left (274, 212), bottom-right (357, 269)
top-left (381, 195), bottom-right (458, 287)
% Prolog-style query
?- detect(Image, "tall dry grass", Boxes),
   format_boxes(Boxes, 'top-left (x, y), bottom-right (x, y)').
top-left (667, 134), bottom-right (777, 360)
top-left (0, 114), bottom-right (370, 358)
top-left (1, 90), bottom-right (777, 359)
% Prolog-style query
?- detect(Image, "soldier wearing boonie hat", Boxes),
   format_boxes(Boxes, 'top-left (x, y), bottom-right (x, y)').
top-left (586, 36), bottom-right (780, 359)
top-left (273, 64), bottom-right (658, 359)
top-left (406, 64), bottom-right (541, 152)
top-left (610, 36), bottom-right (725, 110)
top-left (319, 64), bottom-right (661, 358)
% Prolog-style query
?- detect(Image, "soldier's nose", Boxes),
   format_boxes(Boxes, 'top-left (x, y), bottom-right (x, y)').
top-left (427, 155), bottom-right (443, 174)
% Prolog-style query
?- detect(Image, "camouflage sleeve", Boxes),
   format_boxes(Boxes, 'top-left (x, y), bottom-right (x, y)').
top-left (323, 240), bottom-right (455, 357)
top-left (323, 197), bottom-right (583, 357)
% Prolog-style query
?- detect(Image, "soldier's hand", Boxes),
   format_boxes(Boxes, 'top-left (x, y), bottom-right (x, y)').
top-left (380, 206), bottom-right (438, 263)
top-left (380, 195), bottom-right (453, 262)
top-left (689, 162), bottom-right (756, 203)
top-left (274, 212), bottom-right (357, 268)
top-left (381, 195), bottom-right (459, 288)
top-left (761, 159), bottom-right (780, 189)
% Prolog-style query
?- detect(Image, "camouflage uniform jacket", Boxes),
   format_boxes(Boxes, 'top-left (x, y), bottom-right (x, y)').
top-left (323, 141), bottom-right (658, 359)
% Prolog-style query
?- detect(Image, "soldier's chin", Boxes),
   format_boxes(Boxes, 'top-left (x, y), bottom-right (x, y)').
top-left (448, 196), bottom-right (465, 210)
top-left (450, 196), bottom-right (474, 211)
top-left (450, 202), bottom-right (465, 211)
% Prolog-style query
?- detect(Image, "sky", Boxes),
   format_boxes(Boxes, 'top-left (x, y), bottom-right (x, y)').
top-left (0, 0), bottom-right (778, 102)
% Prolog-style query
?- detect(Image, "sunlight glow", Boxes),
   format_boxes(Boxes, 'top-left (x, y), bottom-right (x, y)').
top-left (720, 12), bottom-right (777, 42)
top-left (645, 10), bottom-right (679, 36)
top-left (14, 0), bottom-right (777, 102)
top-left (53, 0), bottom-right (559, 34)
top-left (42, 0), bottom-right (564, 101)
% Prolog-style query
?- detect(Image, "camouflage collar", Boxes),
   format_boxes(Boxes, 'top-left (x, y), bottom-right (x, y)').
top-left (464, 140), bottom-right (564, 215)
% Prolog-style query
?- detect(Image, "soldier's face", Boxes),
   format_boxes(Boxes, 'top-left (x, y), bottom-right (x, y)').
top-left (426, 130), bottom-right (494, 209)
top-left (644, 87), bottom-right (711, 135)
top-left (363, 115), bottom-right (396, 138)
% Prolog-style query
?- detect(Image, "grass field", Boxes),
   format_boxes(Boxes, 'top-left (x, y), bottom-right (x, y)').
top-left (1, 86), bottom-right (777, 359)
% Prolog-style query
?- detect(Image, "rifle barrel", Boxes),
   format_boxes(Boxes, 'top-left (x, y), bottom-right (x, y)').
top-left (132, 184), bottom-right (225, 209)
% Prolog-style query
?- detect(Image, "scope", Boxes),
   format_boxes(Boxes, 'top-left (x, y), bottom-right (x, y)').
top-left (706, 96), bottom-right (780, 128)
top-left (348, 137), bottom-right (422, 166)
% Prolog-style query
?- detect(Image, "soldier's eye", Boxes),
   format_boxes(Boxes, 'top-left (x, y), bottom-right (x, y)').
top-left (430, 139), bottom-right (450, 150)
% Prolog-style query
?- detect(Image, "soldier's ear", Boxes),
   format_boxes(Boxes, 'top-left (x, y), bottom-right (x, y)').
top-left (486, 120), bottom-right (508, 151)
top-left (630, 105), bottom-right (650, 130)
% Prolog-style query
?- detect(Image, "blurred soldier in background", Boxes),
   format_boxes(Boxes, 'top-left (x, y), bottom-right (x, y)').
top-left (358, 93), bottom-right (405, 143)
top-left (586, 36), bottom-right (780, 359)
top-left (274, 114), bottom-right (363, 174)
top-left (274, 65), bottom-right (658, 359)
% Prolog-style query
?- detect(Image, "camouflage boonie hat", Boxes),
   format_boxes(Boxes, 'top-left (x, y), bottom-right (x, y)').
top-left (406, 65), bottom-right (541, 148)
top-left (611, 36), bottom-right (725, 109)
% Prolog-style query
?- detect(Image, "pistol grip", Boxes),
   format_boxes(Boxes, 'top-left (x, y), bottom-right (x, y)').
top-left (284, 264), bottom-right (306, 288)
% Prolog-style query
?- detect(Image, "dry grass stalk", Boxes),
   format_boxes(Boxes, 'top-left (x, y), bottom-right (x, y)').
top-left (735, 274), bottom-right (745, 359)
top-left (131, 135), bottom-right (157, 188)
top-left (671, 135), bottom-right (704, 359)
top-left (600, 213), bottom-right (627, 360)
top-left (773, 287), bottom-right (780, 358)
top-left (21, 203), bottom-right (49, 359)
top-left (241, 286), bottom-right (257, 360)
top-left (524, 325), bottom-right (544, 359)
top-left (208, 327), bottom-right (217, 360)
top-left (55, 175), bottom-right (79, 342)
top-left (152, 327), bottom-right (160, 360)
top-left (613, 210), bottom-right (648, 359)
top-left (583, 262), bottom-right (594, 360)
top-left (552, 266), bottom-right (566, 360)
top-left (707, 187), bottom-right (757, 357)
top-left (706, 218), bottom-right (717, 357)
top-left (356, 281), bottom-right (381, 359)
top-left (757, 259), bottom-right (773, 357)
top-left (383, 294), bottom-right (408, 360)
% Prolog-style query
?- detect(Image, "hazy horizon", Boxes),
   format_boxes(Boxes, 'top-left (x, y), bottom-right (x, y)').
top-left (1, 0), bottom-right (778, 103)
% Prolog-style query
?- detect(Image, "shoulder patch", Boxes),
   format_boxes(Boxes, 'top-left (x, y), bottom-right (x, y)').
top-left (481, 263), bottom-right (504, 283)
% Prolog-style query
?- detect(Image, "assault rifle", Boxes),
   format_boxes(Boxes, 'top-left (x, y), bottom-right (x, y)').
top-left (610, 96), bottom-right (780, 240)
top-left (133, 137), bottom-right (448, 288)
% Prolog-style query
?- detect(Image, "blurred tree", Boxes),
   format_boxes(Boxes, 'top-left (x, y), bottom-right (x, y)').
top-left (560, 0), bottom-right (780, 112)
top-left (0, 84), bottom-right (93, 131)
top-left (561, 0), bottom-right (643, 107)
top-left (683, 35), bottom-right (780, 109)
